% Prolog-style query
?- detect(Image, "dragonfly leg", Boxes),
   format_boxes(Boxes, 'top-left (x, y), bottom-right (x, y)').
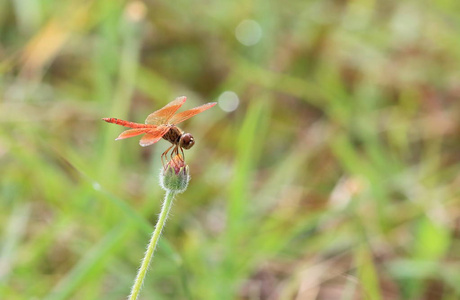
top-left (180, 147), bottom-right (185, 161)
top-left (168, 146), bottom-right (180, 168)
top-left (161, 144), bottom-right (175, 167)
top-left (170, 145), bottom-right (178, 161)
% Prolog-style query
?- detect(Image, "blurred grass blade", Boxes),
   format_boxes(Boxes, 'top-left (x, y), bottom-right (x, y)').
top-left (98, 2), bottom-right (145, 184)
top-left (355, 245), bottom-right (382, 300)
top-left (0, 203), bottom-right (31, 290)
top-left (228, 97), bottom-right (271, 237)
top-left (44, 224), bottom-right (130, 300)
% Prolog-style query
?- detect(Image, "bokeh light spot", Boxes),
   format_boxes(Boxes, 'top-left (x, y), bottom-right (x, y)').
top-left (92, 182), bottom-right (101, 191)
top-left (125, 0), bottom-right (147, 22)
top-left (235, 19), bottom-right (262, 46)
top-left (218, 91), bottom-right (239, 112)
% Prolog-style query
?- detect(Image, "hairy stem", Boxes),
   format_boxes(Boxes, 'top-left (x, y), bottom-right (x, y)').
top-left (128, 190), bottom-right (176, 300)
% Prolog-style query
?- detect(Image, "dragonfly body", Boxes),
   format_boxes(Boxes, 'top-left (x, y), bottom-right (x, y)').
top-left (102, 96), bottom-right (216, 163)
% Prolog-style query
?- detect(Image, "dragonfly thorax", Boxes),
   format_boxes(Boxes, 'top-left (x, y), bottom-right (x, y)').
top-left (162, 126), bottom-right (195, 150)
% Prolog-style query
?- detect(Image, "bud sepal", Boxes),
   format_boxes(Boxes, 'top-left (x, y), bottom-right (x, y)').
top-left (159, 154), bottom-right (190, 193)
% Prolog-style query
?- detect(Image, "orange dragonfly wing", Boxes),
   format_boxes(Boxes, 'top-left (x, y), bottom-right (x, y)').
top-left (169, 102), bottom-right (217, 125)
top-left (139, 126), bottom-right (170, 147)
top-left (115, 128), bottom-right (151, 140)
top-left (145, 96), bottom-right (186, 125)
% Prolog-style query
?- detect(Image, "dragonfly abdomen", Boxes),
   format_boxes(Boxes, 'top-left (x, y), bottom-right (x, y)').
top-left (102, 118), bottom-right (149, 128)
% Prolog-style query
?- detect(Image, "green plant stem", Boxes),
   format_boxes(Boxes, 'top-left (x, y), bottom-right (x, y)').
top-left (128, 190), bottom-right (176, 300)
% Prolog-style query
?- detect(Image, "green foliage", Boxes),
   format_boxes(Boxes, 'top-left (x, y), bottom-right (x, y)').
top-left (1, 0), bottom-right (460, 299)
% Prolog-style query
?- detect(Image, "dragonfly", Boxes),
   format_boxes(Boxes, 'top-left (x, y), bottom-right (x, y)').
top-left (103, 96), bottom-right (216, 164)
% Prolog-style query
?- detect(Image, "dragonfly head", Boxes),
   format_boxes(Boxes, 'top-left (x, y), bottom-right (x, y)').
top-left (179, 133), bottom-right (195, 150)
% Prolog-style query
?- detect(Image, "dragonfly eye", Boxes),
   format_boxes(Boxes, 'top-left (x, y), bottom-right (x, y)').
top-left (180, 133), bottom-right (195, 149)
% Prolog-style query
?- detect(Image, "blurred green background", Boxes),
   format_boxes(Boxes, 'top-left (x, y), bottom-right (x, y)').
top-left (1, 0), bottom-right (460, 299)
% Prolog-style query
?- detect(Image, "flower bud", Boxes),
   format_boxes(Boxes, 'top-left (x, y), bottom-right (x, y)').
top-left (159, 154), bottom-right (190, 193)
